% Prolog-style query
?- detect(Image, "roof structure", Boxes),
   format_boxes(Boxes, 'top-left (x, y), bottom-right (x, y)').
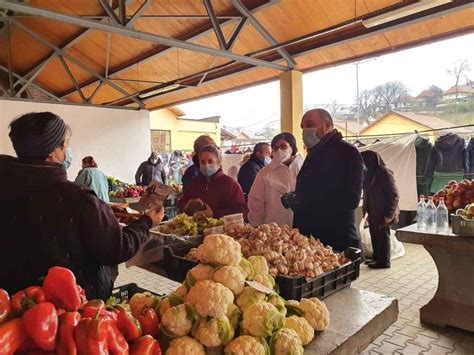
top-left (444, 85), bottom-right (474, 95)
top-left (334, 120), bottom-right (365, 135)
top-left (0, 0), bottom-right (472, 110)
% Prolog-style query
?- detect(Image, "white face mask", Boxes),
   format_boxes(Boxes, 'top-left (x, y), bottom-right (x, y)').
top-left (273, 148), bottom-right (292, 164)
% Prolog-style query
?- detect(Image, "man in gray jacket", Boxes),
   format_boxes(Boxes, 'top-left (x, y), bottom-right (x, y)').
top-left (135, 152), bottom-right (167, 186)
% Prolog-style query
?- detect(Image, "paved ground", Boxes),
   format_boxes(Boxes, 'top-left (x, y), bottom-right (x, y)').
top-left (116, 242), bottom-right (474, 354)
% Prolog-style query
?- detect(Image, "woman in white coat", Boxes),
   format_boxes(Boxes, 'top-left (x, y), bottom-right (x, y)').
top-left (248, 132), bottom-right (304, 227)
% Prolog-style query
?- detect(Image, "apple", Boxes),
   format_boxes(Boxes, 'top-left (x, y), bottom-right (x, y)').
top-left (448, 180), bottom-right (457, 187)
top-left (438, 190), bottom-right (446, 198)
top-left (453, 197), bottom-right (463, 209)
top-left (452, 189), bottom-right (461, 198)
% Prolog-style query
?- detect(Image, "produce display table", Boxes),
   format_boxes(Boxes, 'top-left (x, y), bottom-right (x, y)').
top-left (116, 266), bottom-right (397, 354)
top-left (396, 224), bottom-right (474, 332)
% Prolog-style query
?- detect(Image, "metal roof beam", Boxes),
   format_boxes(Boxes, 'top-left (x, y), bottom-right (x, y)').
top-left (226, 16), bottom-right (248, 50)
top-left (99, 0), bottom-right (121, 26)
top-left (0, 1), bottom-right (288, 73)
top-left (9, 19), bottom-right (145, 108)
top-left (0, 65), bottom-right (62, 101)
top-left (126, 0), bottom-right (152, 28)
top-left (119, 0), bottom-right (126, 26)
top-left (230, 0), bottom-right (296, 69)
top-left (58, 55), bottom-right (87, 103)
top-left (203, 0), bottom-right (228, 50)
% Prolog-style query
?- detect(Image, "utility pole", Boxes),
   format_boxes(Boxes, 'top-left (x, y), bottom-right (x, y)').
top-left (355, 58), bottom-right (377, 125)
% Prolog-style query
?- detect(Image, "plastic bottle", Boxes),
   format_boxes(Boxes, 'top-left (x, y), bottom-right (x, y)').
top-left (416, 195), bottom-right (426, 230)
top-left (425, 196), bottom-right (437, 232)
top-left (436, 197), bottom-right (449, 233)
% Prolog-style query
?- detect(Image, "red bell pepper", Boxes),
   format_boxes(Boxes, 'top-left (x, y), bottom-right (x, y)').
top-left (43, 267), bottom-right (82, 311)
top-left (74, 316), bottom-right (109, 355)
top-left (23, 302), bottom-right (58, 351)
top-left (137, 307), bottom-right (159, 337)
top-left (11, 286), bottom-right (45, 316)
top-left (129, 335), bottom-right (162, 355)
top-left (106, 319), bottom-right (129, 355)
top-left (82, 300), bottom-right (117, 323)
top-left (0, 317), bottom-right (28, 355)
top-left (0, 289), bottom-right (11, 324)
top-left (113, 305), bottom-right (142, 342)
top-left (56, 311), bottom-right (80, 355)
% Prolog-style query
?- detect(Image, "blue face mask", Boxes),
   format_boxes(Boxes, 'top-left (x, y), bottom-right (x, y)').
top-left (201, 165), bottom-right (218, 178)
top-left (302, 128), bottom-right (320, 149)
top-left (63, 147), bottom-right (73, 170)
top-left (264, 156), bottom-right (272, 165)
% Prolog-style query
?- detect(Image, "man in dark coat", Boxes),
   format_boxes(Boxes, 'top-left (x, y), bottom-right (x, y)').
top-left (238, 142), bottom-right (271, 197)
top-left (182, 134), bottom-right (216, 192)
top-left (361, 150), bottom-right (399, 269)
top-left (285, 109), bottom-right (364, 252)
top-left (135, 152), bottom-right (167, 186)
top-left (0, 112), bottom-right (164, 300)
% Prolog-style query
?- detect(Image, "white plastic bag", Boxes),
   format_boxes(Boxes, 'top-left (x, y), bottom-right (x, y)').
top-left (359, 215), bottom-right (405, 260)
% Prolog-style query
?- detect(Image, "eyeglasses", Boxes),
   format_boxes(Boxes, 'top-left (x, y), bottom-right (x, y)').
top-left (273, 144), bottom-right (291, 151)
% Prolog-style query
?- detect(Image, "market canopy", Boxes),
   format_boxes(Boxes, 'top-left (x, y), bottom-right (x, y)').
top-left (0, 0), bottom-right (472, 110)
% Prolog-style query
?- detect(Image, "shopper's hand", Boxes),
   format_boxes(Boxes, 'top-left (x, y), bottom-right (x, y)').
top-left (202, 204), bottom-right (213, 218)
top-left (146, 207), bottom-right (165, 227)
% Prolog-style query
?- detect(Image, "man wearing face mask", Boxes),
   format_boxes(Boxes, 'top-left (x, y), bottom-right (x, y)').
top-left (135, 152), bottom-right (167, 186)
top-left (283, 109), bottom-right (364, 252)
top-left (237, 142), bottom-right (271, 199)
top-left (0, 112), bottom-right (164, 300)
top-left (248, 133), bottom-right (303, 226)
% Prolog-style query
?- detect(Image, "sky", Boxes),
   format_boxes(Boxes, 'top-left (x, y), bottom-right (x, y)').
top-left (177, 33), bottom-right (474, 131)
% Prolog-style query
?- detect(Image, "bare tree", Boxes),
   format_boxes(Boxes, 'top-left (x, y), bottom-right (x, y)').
top-left (323, 100), bottom-right (343, 117)
top-left (357, 81), bottom-right (409, 118)
top-left (446, 59), bottom-right (472, 100)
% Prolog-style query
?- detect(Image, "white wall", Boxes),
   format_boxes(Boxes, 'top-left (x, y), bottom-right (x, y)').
top-left (0, 99), bottom-right (151, 183)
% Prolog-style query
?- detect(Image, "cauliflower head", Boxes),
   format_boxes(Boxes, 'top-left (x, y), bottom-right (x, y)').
top-left (159, 293), bottom-right (183, 317)
top-left (242, 301), bottom-right (286, 337)
top-left (284, 316), bottom-right (314, 345)
top-left (299, 298), bottom-right (330, 331)
top-left (192, 316), bottom-right (235, 347)
top-left (166, 336), bottom-right (205, 355)
top-left (267, 294), bottom-right (287, 316)
top-left (236, 286), bottom-right (266, 312)
top-left (174, 285), bottom-right (187, 300)
top-left (248, 256), bottom-right (269, 276)
top-left (129, 292), bottom-right (161, 317)
top-left (238, 258), bottom-right (255, 280)
top-left (161, 304), bottom-right (198, 337)
top-left (196, 234), bottom-right (242, 266)
top-left (227, 302), bottom-right (243, 330)
top-left (253, 274), bottom-right (276, 290)
top-left (186, 280), bottom-right (234, 318)
top-left (185, 264), bottom-right (215, 289)
top-left (270, 328), bottom-right (304, 355)
top-left (225, 335), bottom-right (269, 355)
top-left (214, 265), bottom-right (246, 295)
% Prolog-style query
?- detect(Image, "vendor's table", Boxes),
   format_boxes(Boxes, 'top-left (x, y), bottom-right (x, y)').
top-left (116, 265), bottom-right (397, 354)
top-left (396, 224), bottom-right (474, 332)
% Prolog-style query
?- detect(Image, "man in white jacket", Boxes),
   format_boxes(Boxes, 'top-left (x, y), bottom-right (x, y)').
top-left (248, 132), bottom-right (304, 227)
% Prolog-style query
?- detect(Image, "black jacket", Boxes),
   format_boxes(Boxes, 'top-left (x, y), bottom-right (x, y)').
top-left (468, 138), bottom-right (474, 175)
top-left (238, 154), bottom-right (265, 195)
top-left (182, 154), bottom-right (200, 193)
top-left (292, 130), bottom-right (363, 252)
top-left (0, 155), bottom-right (152, 300)
top-left (425, 133), bottom-right (468, 176)
top-left (135, 160), bottom-right (167, 186)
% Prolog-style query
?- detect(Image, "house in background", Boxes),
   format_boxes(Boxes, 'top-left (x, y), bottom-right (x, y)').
top-left (149, 107), bottom-right (221, 152)
top-left (359, 111), bottom-right (470, 138)
top-left (221, 131), bottom-right (268, 151)
top-left (443, 85), bottom-right (474, 102)
top-left (333, 120), bottom-right (365, 139)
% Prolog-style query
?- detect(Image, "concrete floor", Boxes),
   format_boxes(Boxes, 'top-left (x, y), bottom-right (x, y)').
top-left (355, 243), bottom-right (474, 355)
top-left (116, 242), bottom-right (474, 354)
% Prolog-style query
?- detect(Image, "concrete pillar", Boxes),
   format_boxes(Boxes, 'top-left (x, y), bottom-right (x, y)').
top-left (280, 70), bottom-right (303, 151)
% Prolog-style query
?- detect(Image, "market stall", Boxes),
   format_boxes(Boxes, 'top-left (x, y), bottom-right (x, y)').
top-left (396, 224), bottom-right (474, 332)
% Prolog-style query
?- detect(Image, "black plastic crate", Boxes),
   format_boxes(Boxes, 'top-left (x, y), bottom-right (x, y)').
top-left (276, 247), bottom-right (361, 300)
top-left (111, 283), bottom-right (166, 303)
top-left (163, 241), bottom-right (361, 300)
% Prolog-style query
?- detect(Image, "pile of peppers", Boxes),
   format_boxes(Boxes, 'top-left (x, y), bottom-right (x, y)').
top-left (0, 267), bottom-right (162, 355)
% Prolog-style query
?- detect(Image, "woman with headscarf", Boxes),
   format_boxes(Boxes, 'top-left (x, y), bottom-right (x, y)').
top-left (248, 132), bottom-right (303, 226)
top-left (75, 156), bottom-right (110, 203)
top-left (361, 150), bottom-right (400, 269)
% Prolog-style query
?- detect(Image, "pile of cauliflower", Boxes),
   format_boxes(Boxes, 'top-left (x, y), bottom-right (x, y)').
top-left (162, 233), bottom-right (331, 355)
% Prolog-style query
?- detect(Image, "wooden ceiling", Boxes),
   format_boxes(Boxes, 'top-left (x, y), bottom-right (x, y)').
top-left (0, 0), bottom-right (472, 110)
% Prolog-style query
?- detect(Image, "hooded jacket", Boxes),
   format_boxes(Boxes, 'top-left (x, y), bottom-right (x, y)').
top-left (291, 130), bottom-right (363, 252)
top-left (182, 154), bottom-right (200, 193)
top-left (135, 156), bottom-right (167, 186)
top-left (361, 151), bottom-right (400, 227)
top-left (178, 169), bottom-right (248, 219)
top-left (0, 155), bottom-right (152, 300)
top-left (425, 133), bottom-right (468, 177)
top-left (238, 154), bottom-right (266, 195)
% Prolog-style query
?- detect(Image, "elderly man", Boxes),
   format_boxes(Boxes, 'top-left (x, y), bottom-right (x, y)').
top-left (284, 109), bottom-right (363, 252)
top-left (135, 151), bottom-right (167, 186)
top-left (238, 142), bottom-right (272, 197)
top-left (0, 112), bottom-right (163, 299)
